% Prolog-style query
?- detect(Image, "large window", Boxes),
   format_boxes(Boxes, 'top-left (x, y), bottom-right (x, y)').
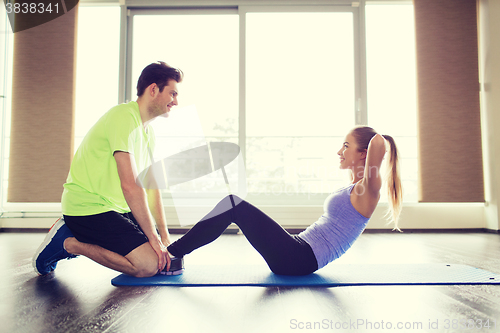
top-left (128, 6), bottom-right (371, 205)
top-left (366, 4), bottom-right (418, 202)
top-left (128, 4), bottom-right (418, 205)
top-left (0, 2), bottom-right (418, 210)
top-left (130, 12), bottom-right (241, 209)
top-left (246, 11), bottom-right (355, 202)
top-left (74, 6), bottom-right (121, 151)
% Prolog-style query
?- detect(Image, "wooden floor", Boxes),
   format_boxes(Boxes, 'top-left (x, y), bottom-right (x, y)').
top-left (1, 231), bottom-right (499, 333)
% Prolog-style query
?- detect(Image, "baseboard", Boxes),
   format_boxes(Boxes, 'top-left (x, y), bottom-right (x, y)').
top-left (484, 228), bottom-right (500, 234)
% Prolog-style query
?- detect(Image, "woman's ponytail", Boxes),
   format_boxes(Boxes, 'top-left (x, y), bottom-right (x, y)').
top-left (382, 135), bottom-right (403, 231)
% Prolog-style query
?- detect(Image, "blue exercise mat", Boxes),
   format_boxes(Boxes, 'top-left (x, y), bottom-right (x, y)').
top-left (111, 263), bottom-right (500, 287)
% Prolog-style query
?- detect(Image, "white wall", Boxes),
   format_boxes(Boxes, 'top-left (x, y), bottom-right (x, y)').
top-left (479, 0), bottom-right (500, 231)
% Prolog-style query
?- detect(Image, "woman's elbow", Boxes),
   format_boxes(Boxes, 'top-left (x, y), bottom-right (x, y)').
top-left (370, 134), bottom-right (385, 147)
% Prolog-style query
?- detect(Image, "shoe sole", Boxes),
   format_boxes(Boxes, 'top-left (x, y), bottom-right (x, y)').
top-left (160, 269), bottom-right (185, 276)
top-left (32, 218), bottom-right (65, 275)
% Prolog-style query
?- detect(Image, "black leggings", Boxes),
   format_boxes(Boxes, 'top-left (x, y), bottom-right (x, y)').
top-left (167, 195), bottom-right (318, 276)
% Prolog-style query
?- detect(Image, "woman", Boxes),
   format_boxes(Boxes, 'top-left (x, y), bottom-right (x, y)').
top-left (166, 126), bottom-right (402, 276)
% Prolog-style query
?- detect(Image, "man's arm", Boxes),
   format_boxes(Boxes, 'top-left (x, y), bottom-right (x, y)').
top-left (146, 188), bottom-right (171, 247)
top-left (114, 151), bottom-right (168, 271)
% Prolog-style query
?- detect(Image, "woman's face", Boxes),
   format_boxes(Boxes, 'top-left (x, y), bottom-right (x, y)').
top-left (337, 133), bottom-right (365, 170)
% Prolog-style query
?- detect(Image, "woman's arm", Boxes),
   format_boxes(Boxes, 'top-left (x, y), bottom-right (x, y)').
top-left (362, 134), bottom-right (387, 196)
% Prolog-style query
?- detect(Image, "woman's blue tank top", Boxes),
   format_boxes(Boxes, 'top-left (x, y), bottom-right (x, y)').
top-left (298, 184), bottom-right (370, 269)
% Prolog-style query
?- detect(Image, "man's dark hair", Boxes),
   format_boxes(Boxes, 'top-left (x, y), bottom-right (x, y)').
top-left (136, 61), bottom-right (183, 97)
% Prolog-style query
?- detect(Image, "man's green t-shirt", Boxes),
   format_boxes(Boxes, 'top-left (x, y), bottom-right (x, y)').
top-left (62, 101), bottom-right (155, 216)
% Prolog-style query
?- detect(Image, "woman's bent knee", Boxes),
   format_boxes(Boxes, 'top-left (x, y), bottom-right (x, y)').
top-left (229, 194), bottom-right (244, 206)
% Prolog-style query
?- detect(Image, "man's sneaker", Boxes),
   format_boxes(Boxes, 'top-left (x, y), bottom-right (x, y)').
top-left (32, 217), bottom-right (78, 275)
top-left (160, 257), bottom-right (184, 276)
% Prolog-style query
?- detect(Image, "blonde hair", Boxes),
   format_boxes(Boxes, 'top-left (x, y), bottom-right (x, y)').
top-left (350, 126), bottom-right (403, 230)
top-left (381, 134), bottom-right (403, 231)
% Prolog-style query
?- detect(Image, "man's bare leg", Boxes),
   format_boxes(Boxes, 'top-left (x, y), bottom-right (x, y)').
top-left (64, 237), bottom-right (159, 278)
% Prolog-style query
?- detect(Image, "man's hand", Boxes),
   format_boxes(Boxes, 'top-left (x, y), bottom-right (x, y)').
top-left (149, 237), bottom-right (171, 272)
top-left (160, 236), bottom-right (172, 272)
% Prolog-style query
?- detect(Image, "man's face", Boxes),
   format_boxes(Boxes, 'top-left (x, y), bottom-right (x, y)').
top-left (149, 79), bottom-right (179, 118)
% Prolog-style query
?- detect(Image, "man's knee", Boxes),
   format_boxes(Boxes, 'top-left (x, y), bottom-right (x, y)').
top-left (132, 262), bottom-right (158, 278)
top-left (126, 243), bottom-right (159, 278)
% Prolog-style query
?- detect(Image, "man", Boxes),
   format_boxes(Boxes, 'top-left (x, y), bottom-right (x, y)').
top-left (33, 62), bottom-right (183, 278)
